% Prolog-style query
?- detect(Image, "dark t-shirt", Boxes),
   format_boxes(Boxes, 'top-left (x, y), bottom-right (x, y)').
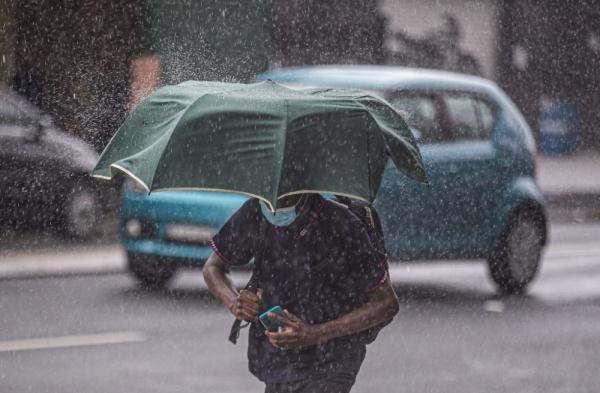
top-left (211, 195), bottom-right (388, 383)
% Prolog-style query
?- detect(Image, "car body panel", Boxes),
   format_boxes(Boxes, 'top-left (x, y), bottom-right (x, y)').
top-left (121, 189), bottom-right (247, 264)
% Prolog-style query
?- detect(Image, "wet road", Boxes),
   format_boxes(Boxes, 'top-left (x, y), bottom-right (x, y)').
top-left (1, 223), bottom-right (599, 393)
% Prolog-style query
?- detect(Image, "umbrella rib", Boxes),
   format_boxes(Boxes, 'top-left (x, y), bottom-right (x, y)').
top-left (150, 186), bottom-right (275, 208)
top-left (272, 97), bottom-right (289, 208)
top-left (146, 93), bottom-right (216, 191)
top-left (366, 112), bottom-right (373, 201)
top-left (279, 190), bottom-right (369, 203)
top-left (109, 163), bottom-right (151, 192)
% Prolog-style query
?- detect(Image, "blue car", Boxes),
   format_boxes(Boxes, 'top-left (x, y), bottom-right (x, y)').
top-left (120, 65), bottom-right (547, 294)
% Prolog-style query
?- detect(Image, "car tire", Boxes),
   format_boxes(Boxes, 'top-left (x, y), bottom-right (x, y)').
top-left (61, 181), bottom-right (103, 239)
top-left (128, 252), bottom-right (176, 290)
top-left (487, 210), bottom-right (544, 294)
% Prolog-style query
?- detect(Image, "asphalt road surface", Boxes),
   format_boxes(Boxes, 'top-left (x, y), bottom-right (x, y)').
top-left (1, 223), bottom-right (599, 393)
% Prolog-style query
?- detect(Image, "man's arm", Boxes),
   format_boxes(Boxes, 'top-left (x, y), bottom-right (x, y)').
top-left (267, 277), bottom-right (399, 349)
top-left (203, 252), bottom-right (261, 321)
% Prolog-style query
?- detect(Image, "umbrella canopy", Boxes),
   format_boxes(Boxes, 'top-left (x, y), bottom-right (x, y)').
top-left (92, 80), bottom-right (427, 210)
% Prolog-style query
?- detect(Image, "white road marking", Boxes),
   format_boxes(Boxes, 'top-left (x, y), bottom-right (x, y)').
top-left (0, 246), bottom-right (126, 279)
top-left (0, 331), bottom-right (146, 353)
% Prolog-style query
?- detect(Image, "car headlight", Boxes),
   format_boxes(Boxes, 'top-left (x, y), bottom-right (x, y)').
top-left (125, 218), bottom-right (142, 238)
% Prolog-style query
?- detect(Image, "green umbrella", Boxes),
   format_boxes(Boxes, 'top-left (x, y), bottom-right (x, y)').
top-left (92, 80), bottom-right (427, 210)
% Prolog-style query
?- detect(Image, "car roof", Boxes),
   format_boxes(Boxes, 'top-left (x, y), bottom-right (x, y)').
top-left (259, 65), bottom-right (501, 97)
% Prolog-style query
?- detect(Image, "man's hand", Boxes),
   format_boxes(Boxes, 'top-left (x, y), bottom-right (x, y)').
top-left (266, 310), bottom-right (323, 349)
top-left (229, 289), bottom-right (262, 321)
top-left (266, 278), bottom-right (399, 349)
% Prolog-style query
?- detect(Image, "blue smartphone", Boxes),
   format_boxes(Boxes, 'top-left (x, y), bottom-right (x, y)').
top-left (259, 306), bottom-right (286, 332)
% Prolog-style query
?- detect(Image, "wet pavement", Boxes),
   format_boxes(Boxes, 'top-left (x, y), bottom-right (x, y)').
top-left (1, 223), bottom-right (599, 393)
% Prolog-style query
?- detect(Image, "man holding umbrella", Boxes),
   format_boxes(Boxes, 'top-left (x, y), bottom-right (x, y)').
top-left (204, 192), bottom-right (399, 392)
top-left (91, 80), bottom-right (428, 393)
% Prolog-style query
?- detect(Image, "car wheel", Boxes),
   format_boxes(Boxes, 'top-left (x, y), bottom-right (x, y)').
top-left (488, 210), bottom-right (544, 294)
top-left (62, 182), bottom-right (102, 239)
top-left (128, 252), bottom-right (176, 290)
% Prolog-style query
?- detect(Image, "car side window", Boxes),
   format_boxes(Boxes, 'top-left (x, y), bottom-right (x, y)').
top-left (443, 94), bottom-right (495, 141)
top-left (474, 98), bottom-right (495, 136)
top-left (389, 95), bottom-right (446, 144)
top-left (442, 94), bottom-right (481, 141)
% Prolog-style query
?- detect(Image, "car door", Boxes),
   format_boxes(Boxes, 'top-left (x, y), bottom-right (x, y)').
top-left (375, 90), bottom-right (500, 260)
top-left (374, 92), bottom-right (453, 260)
top-left (430, 92), bottom-right (501, 256)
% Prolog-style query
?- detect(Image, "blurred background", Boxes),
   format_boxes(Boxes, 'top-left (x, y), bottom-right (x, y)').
top-left (2, 0), bottom-right (599, 152)
top-left (0, 1), bottom-right (599, 392)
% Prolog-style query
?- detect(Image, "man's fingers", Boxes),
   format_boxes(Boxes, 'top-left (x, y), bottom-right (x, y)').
top-left (237, 299), bottom-right (259, 312)
top-left (238, 304), bottom-right (259, 316)
top-left (233, 302), bottom-right (259, 320)
top-left (234, 298), bottom-right (258, 312)
top-left (267, 330), bottom-right (297, 339)
top-left (268, 312), bottom-right (295, 328)
top-left (239, 289), bottom-right (257, 298)
top-left (266, 331), bottom-right (295, 342)
top-left (236, 294), bottom-right (259, 314)
top-left (266, 332), bottom-right (302, 348)
top-left (283, 309), bottom-right (302, 322)
top-left (267, 334), bottom-right (284, 348)
top-left (238, 307), bottom-right (258, 319)
top-left (266, 332), bottom-right (296, 347)
top-left (256, 288), bottom-right (263, 301)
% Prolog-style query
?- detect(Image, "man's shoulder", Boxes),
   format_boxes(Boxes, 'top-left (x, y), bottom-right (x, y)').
top-left (322, 198), bottom-right (350, 217)
top-left (231, 198), bottom-right (262, 222)
top-left (320, 198), bottom-right (365, 230)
